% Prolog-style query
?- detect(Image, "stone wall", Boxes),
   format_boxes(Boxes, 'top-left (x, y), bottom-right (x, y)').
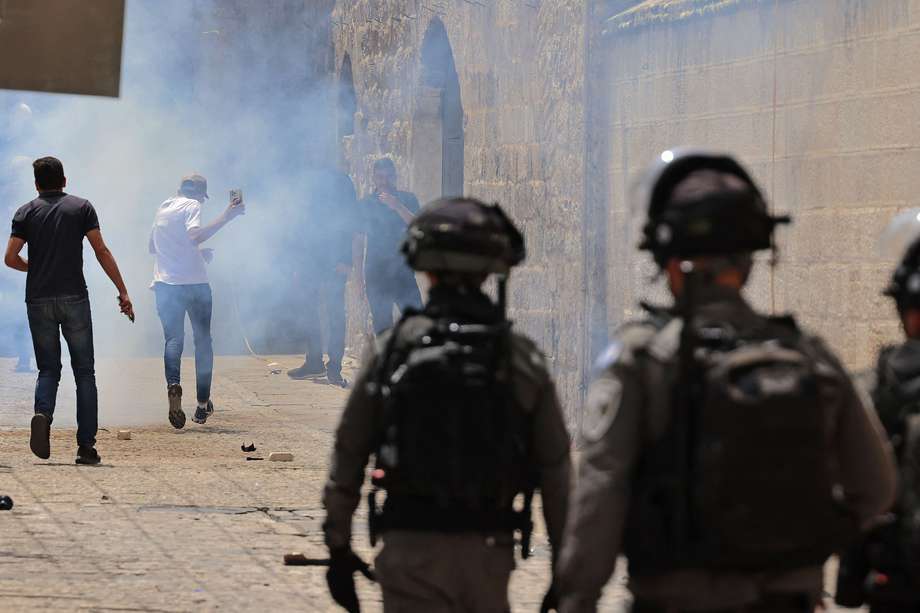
top-left (331, 0), bottom-right (588, 420)
top-left (599, 0), bottom-right (920, 368)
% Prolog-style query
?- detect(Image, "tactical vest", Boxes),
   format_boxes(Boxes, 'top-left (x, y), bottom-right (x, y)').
top-left (369, 310), bottom-right (534, 536)
top-left (625, 315), bottom-right (857, 575)
top-left (862, 347), bottom-right (920, 597)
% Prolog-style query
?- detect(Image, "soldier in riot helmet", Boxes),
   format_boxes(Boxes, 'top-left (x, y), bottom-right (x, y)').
top-left (322, 197), bottom-right (571, 612)
top-left (835, 212), bottom-right (920, 613)
top-left (556, 149), bottom-right (896, 613)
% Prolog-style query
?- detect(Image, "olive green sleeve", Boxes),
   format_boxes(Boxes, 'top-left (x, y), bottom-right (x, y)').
top-left (322, 353), bottom-right (380, 550)
top-left (531, 376), bottom-right (572, 562)
top-left (558, 355), bottom-right (644, 612)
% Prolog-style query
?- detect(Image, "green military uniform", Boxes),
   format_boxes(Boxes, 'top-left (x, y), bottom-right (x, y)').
top-left (835, 221), bottom-right (920, 613)
top-left (558, 285), bottom-right (897, 612)
top-left (322, 198), bottom-right (571, 613)
top-left (557, 149), bottom-right (897, 613)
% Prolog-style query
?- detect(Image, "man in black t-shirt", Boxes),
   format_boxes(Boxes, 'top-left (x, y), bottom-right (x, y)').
top-left (358, 157), bottom-right (422, 334)
top-left (4, 157), bottom-right (134, 465)
top-left (287, 168), bottom-right (359, 386)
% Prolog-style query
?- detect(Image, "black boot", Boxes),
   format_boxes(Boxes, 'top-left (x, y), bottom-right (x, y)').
top-left (287, 360), bottom-right (326, 380)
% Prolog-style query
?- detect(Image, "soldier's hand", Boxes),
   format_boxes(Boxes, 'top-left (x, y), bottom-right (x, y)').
top-left (326, 547), bottom-right (370, 613)
top-left (540, 583), bottom-right (559, 613)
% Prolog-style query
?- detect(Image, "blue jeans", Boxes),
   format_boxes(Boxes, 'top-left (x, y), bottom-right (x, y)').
top-left (26, 294), bottom-right (97, 447)
top-left (366, 269), bottom-right (422, 334)
top-left (154, 282), bottom-right (213, 403)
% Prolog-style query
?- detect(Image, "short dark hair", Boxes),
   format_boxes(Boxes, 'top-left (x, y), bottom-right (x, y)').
top-left (33, 157), bottom-right (65, 190)
top-left (373, 157), bottom-right (396, 176)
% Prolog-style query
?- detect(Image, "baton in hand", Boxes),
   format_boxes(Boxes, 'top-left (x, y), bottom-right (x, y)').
top-left (283, 553), bottom-right (376, 581)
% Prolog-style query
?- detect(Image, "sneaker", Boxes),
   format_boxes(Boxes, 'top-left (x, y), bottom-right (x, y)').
top-left (326, 362), bottom-right (347, 388)
top-left (287, 362), bottom-right (326, 380)
top-left (167, 384), bottom-right (186, 429)
top-left (75, 446), bottom-right (101, 465)
top-left (14, 359), bottom-right (33, 373)
top-left (193, 400), bottom-right (214, 425)
top-left (29, 413), bottom-right (51, 459)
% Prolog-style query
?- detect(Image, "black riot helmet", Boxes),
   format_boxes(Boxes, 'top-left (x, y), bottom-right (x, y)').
top-left (879, 209), bottom-right (920, 311)
top-left (638, 148), bottom-right (790, 268)
top-left (401, 197), bottom-right (525, 275)
top-left (885, 239), bottom-right (920, 311)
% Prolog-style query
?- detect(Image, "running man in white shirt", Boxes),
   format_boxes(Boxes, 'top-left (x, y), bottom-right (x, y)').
top-left (149, 174), bottom-right (244, 428)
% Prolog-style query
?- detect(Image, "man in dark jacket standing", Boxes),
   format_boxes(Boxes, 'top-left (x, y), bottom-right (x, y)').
top-left (4, 157), bottom-right (133, 465)
top-left (358, 157), bottom-right (422, 334)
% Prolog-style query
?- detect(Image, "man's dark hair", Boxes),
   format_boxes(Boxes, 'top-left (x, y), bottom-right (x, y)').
top-left (33, 157), bottom-right (65, 191)
top-left (373, 157), bottom-right (397, 176)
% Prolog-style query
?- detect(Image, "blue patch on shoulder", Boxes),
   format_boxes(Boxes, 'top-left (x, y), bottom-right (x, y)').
top-left (593, 341), bottom-right (623, 375)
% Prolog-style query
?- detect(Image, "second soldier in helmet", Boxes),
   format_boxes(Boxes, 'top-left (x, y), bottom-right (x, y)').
top-left (322, 197), bottom-right (571, 612)
top-left (835, 212), bottom-right (920, 613)
top-left (556, 150), bottom-right (897, 612)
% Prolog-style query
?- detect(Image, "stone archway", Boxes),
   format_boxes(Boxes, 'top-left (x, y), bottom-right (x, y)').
top-left (410, 17), bottom-right (464, 206)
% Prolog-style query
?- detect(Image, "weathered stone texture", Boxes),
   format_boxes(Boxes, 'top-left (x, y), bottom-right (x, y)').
top-left (332, 1), bottom-right (587, 420)
top-left (601, 0), bottom-right (920, 369)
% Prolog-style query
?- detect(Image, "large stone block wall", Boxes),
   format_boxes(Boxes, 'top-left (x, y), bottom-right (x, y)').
top-left (600, 0), bottom-right (920, 368)
top-left (331, 1), bottom-right (587, 420)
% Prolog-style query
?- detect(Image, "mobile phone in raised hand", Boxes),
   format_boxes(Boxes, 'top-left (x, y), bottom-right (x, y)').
top-left (230, 188), bottom-right (243, 205)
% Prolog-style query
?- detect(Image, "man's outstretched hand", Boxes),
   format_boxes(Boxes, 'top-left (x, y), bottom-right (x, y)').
top-left (118, 293), bottom-right (135, 322)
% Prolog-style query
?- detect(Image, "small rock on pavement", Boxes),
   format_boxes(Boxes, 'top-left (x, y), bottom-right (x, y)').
top-left (269, 452), bottom-right (293, 462)
top-left (117, 430), bottom-right (132, 440)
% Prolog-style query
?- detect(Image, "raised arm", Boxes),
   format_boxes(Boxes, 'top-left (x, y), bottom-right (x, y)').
top-left (188, 194), bottom-right (245, 245)
top-left (86, 229), bottom-right (134, 320)
top-left (4, 237), bottom-right (27, 272)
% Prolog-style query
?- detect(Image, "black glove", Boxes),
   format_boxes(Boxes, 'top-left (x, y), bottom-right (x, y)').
top-left (540, 583), bottom-right (559, 613)
top-left (326, 547), bottom-right (374, 613)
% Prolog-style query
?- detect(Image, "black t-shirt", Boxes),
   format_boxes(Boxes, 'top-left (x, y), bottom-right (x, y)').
top-left (10, 191), bottom-right (100, 300)
top-left (359, 189), bottom-right (420, 279)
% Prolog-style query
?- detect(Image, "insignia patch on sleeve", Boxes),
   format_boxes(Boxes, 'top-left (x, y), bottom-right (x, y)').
top-left (581, 377), bottom-right (623, 443)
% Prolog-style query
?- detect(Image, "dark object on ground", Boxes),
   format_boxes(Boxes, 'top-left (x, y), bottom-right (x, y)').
top-left (193, 400), bottom-right (214, 425)
top-left (245, 457), bottom-right (263, 461)
top-left (284, 553), bottom-right (333, 566)
top-left (242, 443), bottom-right (257, 452)
top-left (30, 413), bottom-right (51, 459)
top-left (0, 496), bottom-right (13, 510)
top-left (287, 362), bottom-right (325, 380)
top-left (167, 384), bottom-right (185, 429)
top-left (75, 446), bottom-right (101, 465)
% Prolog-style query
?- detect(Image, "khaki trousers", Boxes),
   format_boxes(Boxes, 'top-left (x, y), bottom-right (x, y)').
top-left (375, 530), bottom-right (516, 613)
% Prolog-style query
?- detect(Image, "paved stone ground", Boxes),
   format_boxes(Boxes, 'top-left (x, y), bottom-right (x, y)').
top-left (0, 355), bottom-right (632, 612)
top-left (0, 356), bottom-right (854, 612)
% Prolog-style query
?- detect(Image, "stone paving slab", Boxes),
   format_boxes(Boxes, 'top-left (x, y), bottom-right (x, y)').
top-left (0, 356), bottom-right (631, 612)
top-left (0, 356), bottom-right (853, 612)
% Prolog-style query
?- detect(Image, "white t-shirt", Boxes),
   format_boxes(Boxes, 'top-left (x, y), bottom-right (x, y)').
top-left (149, 196), bottom-right (208, 286)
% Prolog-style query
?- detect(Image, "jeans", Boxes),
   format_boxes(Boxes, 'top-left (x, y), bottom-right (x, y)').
top-left (26, 294), bottom-right (97, 447)
top-left (366, 269), bottom-right (422, 334)
top-left (302, 273), bottom-right (347, 368)
top-left (154, 282), bottom-right (213, 403)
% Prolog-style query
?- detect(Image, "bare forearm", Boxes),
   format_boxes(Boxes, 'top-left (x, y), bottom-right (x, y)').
top-left (5, 255), bottom-right (27, 272)
top-left (190, 214), bottom-right (231, 245)
top-left (97, 250), bottom-right (128, 295)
